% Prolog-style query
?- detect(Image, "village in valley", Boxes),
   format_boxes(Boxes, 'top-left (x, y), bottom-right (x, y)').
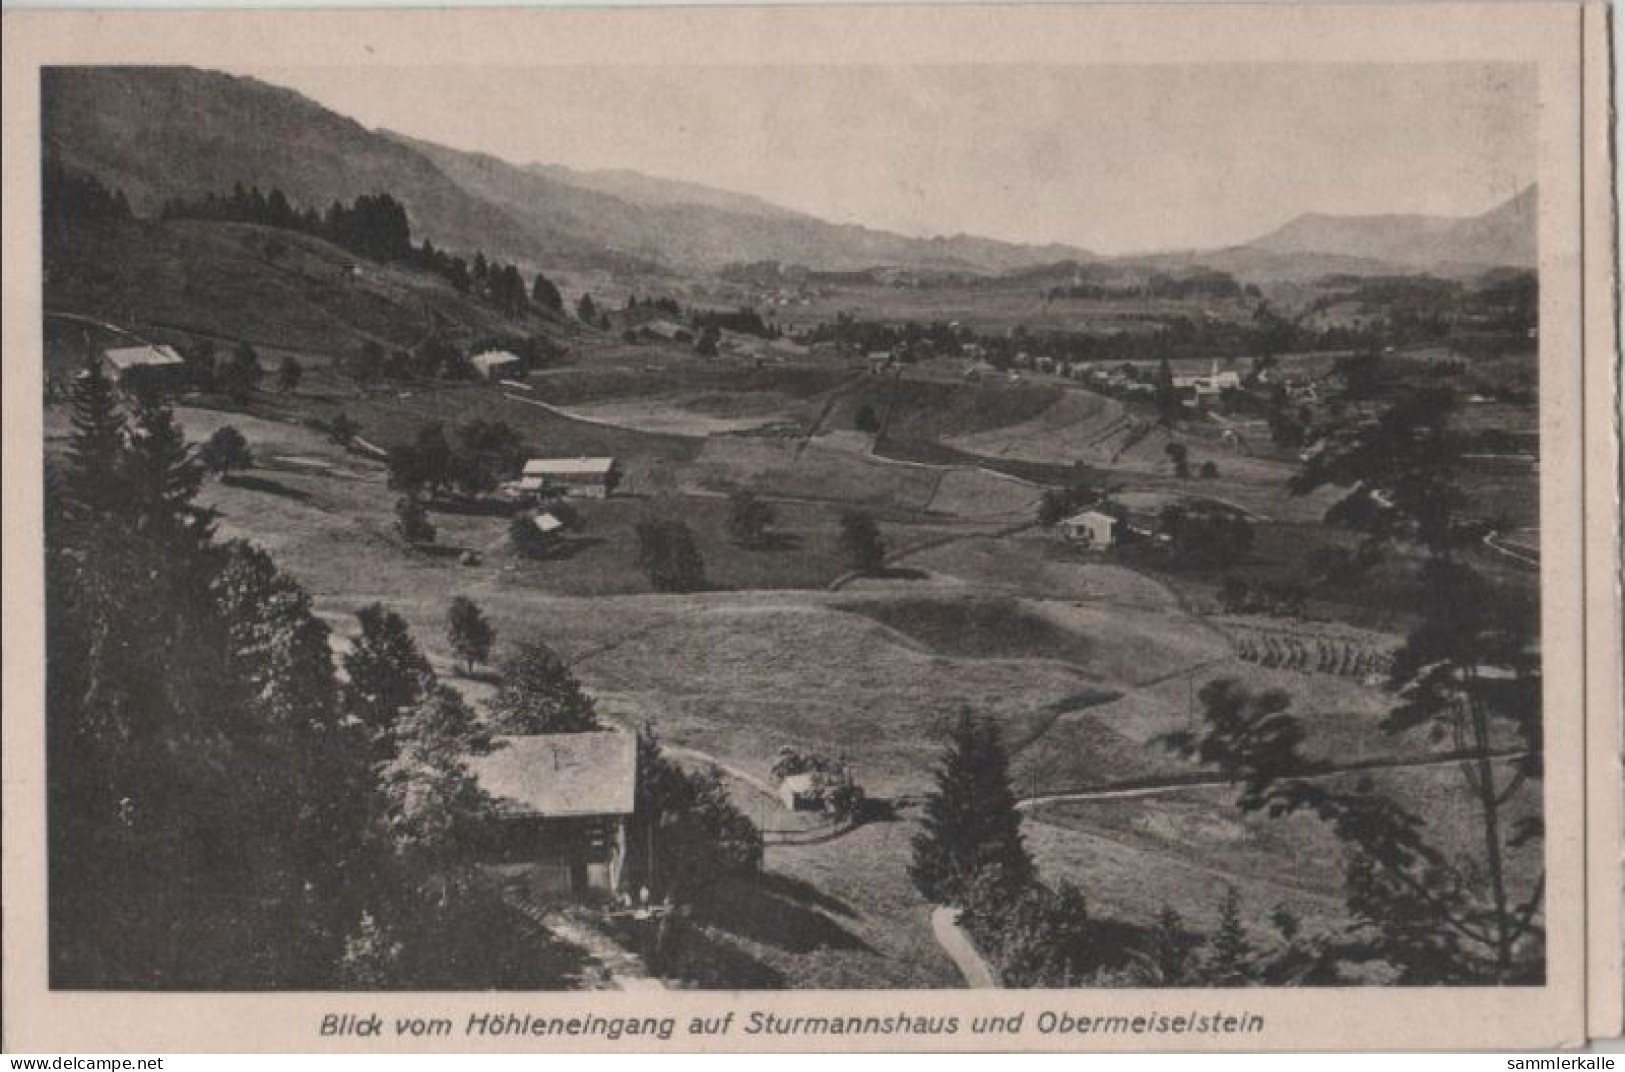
top-left (41, 65), bottom-right (1544, 992)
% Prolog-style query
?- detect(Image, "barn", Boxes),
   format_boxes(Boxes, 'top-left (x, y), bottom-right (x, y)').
top-left (519, 457), bottom-right (621, 499)
top-left (468, 732), bottom-right (638, 902)
top-left (102, 343), bottom-right (186, 390)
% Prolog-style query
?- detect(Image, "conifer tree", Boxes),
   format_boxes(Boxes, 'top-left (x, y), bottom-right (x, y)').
top-left (63, 354), bottom-right (128, 521)
top-left (1204, 885), bottom-right (1254, 985)
top-left (909, 710), bottom-right (1034, 905)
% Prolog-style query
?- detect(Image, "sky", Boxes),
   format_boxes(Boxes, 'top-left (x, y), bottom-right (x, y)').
top-left (251, 63), bottom-right (1536, 255)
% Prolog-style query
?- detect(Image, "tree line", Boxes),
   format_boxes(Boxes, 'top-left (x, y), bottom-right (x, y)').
top-left (157, 184), bottom-right (565, 318)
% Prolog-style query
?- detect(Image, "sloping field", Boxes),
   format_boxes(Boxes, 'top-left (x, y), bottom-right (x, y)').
top-left (901, 533), bottom-right (1182, 608)
top-left (689, 437), bottom-right (1039, 522)
top-left (44, 217), bottom-right (556, 372)
top-left (540, 398), bottom-right (792, 437)
top-left (922, 467), bottom-right (1042, 519)
top-left (824, 376), bottom-right (1062, 445)
top-left (572, 600), bottom-right (1106, 796)
top-left (833, 594), bottom-right (1226, 686)
top-left (945, 388), bottom-right (1131, 462)
top-left (690, 437), bottom-right (941, 511)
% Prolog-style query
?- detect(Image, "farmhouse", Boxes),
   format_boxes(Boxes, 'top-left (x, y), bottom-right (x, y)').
top-left (519, 457), bottom-right (621, 499)
top-left (468, 732), bottom-right (637, 900)
top-left (1173, 361), bottom-right (1243, 401)
top-left (1059, 509), bottom-right (1119, 549)
top-left (471, 349), bottom-right (524, 380)
top-left (101, 343), bottom-right (186, 389)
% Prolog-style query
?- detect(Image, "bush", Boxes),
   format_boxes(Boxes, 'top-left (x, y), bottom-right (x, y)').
top-left (635, 519), bottom-right (706, 592)
top-left (199, 425), bottom-right (253, 478)
top-left (838, 510), bottom-right (887, 573)
top-left (394, 497), bottom-right (435, 546)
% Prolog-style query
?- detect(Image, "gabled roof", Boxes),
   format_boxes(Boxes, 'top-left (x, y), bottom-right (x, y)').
top-left (467, 732), bottom-right (637, 819)
top-left (523, 457), bottom-right (617, 477)
top-left (103, 344), bottom-right (184, 371)
top-left (471, 349), bottom-right (522, 368)
top-left (532, 512), bottom-right (565, 534)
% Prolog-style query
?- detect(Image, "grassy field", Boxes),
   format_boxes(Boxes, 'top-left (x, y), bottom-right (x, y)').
top-left (1026, 758), bottom-right (1542, 933)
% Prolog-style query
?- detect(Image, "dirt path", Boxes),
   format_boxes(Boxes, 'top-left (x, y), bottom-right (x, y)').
top-left (1016, 747), bottom-right (1530, 811)
top-left (496, 890), bottom-right (665, 991)
top-left (930, 907), bottom-right (999, 988)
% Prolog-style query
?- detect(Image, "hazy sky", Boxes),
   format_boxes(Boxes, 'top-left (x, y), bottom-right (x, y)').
top-left (251, 63), bottom-right (1535, 255)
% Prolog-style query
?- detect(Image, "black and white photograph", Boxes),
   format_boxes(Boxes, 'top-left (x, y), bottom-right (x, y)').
top-left (4, 0), bottom-right (1617, 1054)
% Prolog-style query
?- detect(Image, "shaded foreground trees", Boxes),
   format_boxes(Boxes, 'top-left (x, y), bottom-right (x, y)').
top-left (47, 359), bottom-right (517, 988)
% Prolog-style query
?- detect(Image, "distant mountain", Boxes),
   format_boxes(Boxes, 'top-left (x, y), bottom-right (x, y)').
top-left (1243, 188), bottom-right (1536, 271)
top-left (42, 66), bottom-right (1092, 277)
top-left (400, 134), bottom-right (1092, 274)
top-left (524, 163), bottom-right (813, 223)
top-left (41, 66), bottom-right (581, 268)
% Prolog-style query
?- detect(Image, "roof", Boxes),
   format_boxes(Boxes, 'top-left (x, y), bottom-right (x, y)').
top-left (781, 770), bottom-right (844, 792)
top-left (523, 457), bottom-right (617, 477)
top-left (103, 344), bottom-right (184, 371)
top-left (467, 732), bottom-right (637, 819)
top-left (471, 350), bottom-right (522, 368)
top-left (1062, 509), bottom-right (1118, 527)
top-left (532, 512), bottom-right (565, 534)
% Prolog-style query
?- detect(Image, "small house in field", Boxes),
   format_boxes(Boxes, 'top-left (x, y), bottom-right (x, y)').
top-left (778, 768), bottom-right (854, 812)
top-left (519, 457), bottom-right (621, 499)
top-left (1060, 509), bottom-right (1119, 549)
top-left (471, 349), bottom-right (523, 381)
top-left (468, 732), bottom-right (638, 901)
top-left (102, 343), bottom-right (186, 390)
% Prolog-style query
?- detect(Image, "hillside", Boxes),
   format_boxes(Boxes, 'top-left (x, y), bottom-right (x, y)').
top-left (42, 214), bottom-right (561, 371)
top-left (1243, 187), bottom-right (1536, 270)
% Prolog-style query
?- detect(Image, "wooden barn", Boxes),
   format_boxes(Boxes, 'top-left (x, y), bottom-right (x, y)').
top-left (519, 457), bottom-right (621, 499)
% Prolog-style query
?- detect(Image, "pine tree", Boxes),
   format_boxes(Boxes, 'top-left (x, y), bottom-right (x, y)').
top-left (1205, 885), bottom-right (1254, 985)
top-left (123, 394), bottom-right (211, 553)
top-left (909, 710), bottom-right (1034, 905)
top-left (63, 353), bottom-right (128, 521)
